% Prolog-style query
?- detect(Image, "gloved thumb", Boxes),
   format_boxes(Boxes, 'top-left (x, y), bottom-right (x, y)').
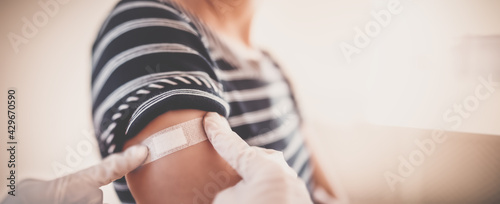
top-left (0, 145), bottom-right (147, 204)
top-left (204, 112), bottom-right (297, 180)
top-left (204, 112), bottom-right (252, 175)
top-left (69, 144), bottom-right (148, 188)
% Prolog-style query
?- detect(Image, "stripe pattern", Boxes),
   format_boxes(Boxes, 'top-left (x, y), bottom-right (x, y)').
top-left (91, 0), bottom-right (313, 203)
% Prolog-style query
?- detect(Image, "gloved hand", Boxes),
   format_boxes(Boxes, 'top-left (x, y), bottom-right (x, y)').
top-left (1, 144), bottom-right (148, 204)
top-left (203, 112), bottom-right (313, 204)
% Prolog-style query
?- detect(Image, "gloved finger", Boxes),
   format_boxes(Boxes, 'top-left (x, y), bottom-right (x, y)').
top-left (203, 112), bottom-right (255, 174)
top-left (1, 179), bottom-right (50, 204)
top-left (1, 179), bottom-right (104, 204)
top-left (205, 112), bottom-right (286, 180)
top-left (212, 182), bottom-right (240, 204)
top-left (66, 144), bottom-right (148, 188)
top-left (50, 184), bottom-right (103, 204)
top-left (84, 188), bottom-right (104, 204)
top-left (252, 146), bottom-right (298, 178)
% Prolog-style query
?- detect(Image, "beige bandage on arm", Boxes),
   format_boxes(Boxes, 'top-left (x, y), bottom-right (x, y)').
top-left (141, 117), bottom-right (207, 165)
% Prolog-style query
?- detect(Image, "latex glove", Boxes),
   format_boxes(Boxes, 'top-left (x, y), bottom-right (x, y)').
top-left (203, 112), bottom-right (313, 204)
top-left (1, 144), bottom-right (148, 204)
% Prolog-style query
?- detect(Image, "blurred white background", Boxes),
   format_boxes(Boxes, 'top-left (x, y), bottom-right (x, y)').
top-left (254, 0), bottom-right (500, 135)
top-left (1, 0), bottom-right (499, 203)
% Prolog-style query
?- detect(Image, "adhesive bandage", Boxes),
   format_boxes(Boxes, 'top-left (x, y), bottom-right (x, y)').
top-left (141, 117), bottom-right (207, 165)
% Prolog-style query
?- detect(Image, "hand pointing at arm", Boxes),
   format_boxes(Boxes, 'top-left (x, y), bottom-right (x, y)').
top-left (1, 144), bottom-right (148, 204)
top-left (203, 112), bottom-right (313, 204)
top-left (2, 112), bottom-right (313, 204)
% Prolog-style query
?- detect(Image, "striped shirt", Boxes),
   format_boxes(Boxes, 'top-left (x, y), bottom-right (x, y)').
top-left (91, 0), bottom-right (313, 202)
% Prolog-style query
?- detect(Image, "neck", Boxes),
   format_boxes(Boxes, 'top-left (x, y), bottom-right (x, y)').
top-left (172, 0), bottom-right (256, 47)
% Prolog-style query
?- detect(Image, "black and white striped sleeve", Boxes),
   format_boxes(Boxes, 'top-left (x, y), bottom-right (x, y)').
top-left (90, 0), bottom-right (229, 158)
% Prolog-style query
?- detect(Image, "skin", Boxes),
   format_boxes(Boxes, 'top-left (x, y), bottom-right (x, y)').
top-left (122, 0), bottom-right (343, 203)
top-left (123, 110), bottom-right (241, 204)
top-left (122, 1), bottom-right (256, 201)
top-left (172, 0), bottom-right (258, 51)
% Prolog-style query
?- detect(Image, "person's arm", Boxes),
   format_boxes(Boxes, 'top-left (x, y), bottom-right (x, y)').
top-left (122, 109), bottom-right (241, 204)
top-left (90, 1), bottom-right (235, 202)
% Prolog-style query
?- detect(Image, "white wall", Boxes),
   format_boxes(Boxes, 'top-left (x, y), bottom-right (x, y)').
top-left (0, 0), bottom-right (120, 203)
top-left (253, 0), bottom-right (500, 135)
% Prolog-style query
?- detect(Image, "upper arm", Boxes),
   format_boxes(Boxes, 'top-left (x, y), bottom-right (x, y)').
top-left (90, 1), bottom-right (233, 202)
top-left (91, 0), bottom-right (228, 157)
top-left (122, 109), bottom-right (240, 204)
